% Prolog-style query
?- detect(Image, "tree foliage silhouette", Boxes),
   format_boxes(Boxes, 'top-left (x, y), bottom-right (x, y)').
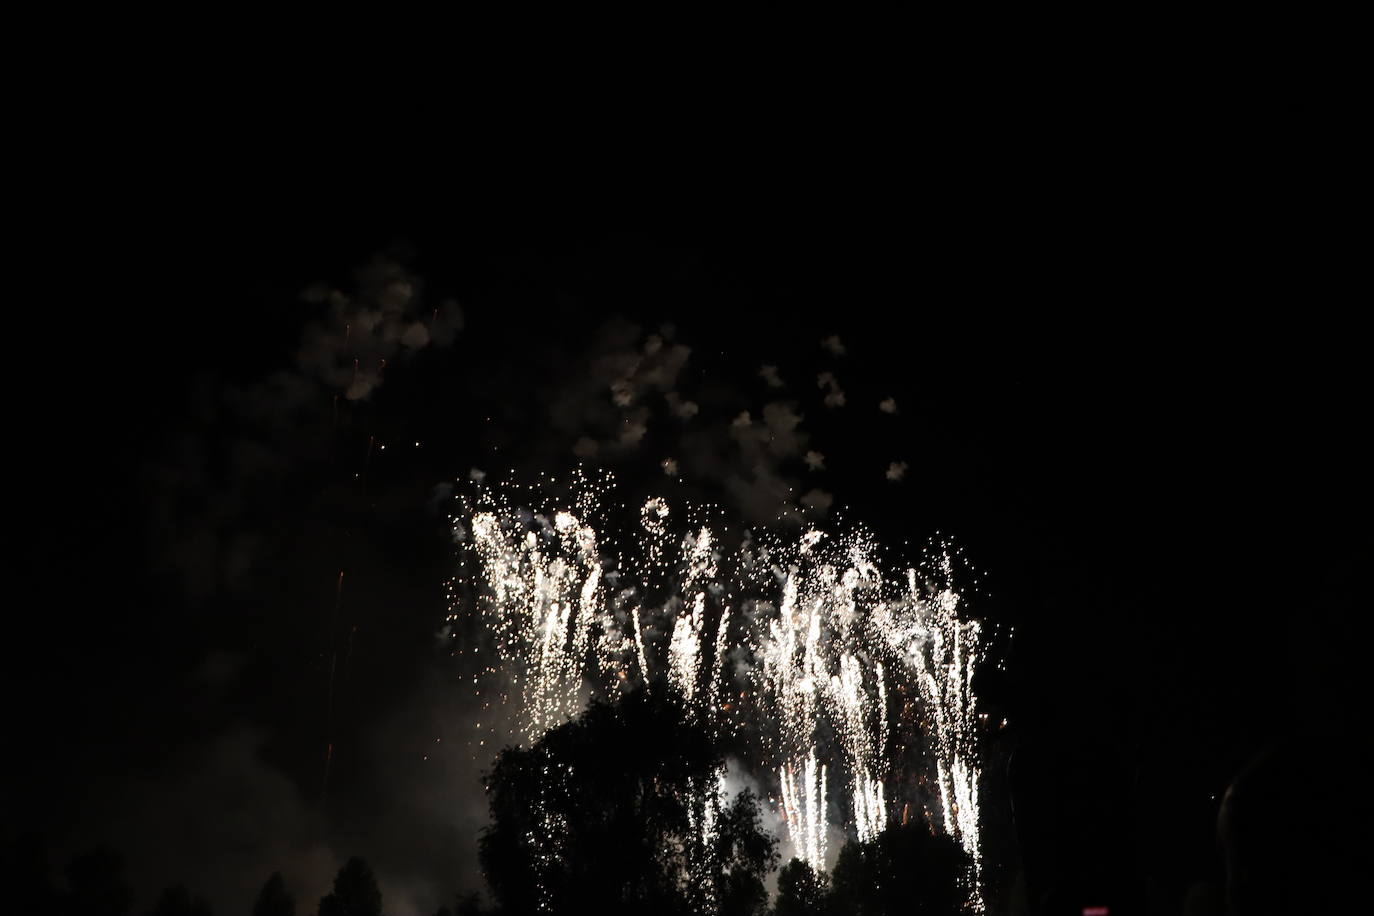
top-left (145, 884), bottom-right (211, 916)
top-left (431, 892), bottom-right (485, 916)
top-left (714, 789), bottom-right (777, 916)
top-left (773, 858), bottom-right (828, 916)
top-left (254, 872), bottom-right (295, 916)
top-left (453, 892), bottom-right (484, 916)
top-left (479, 689), bottom-right (777, 916)
top-left (4, 833), bottom-right (60, 915)
top-left (65, 847), bottom-right (134, 916)
top-left (827, 821), bottom-right (970, 915)
top-left (317, 858), bottom-right (382, 916)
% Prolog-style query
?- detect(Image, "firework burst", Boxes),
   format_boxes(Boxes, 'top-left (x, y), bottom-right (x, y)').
top-left (451, 472), bottom-right (992, 911)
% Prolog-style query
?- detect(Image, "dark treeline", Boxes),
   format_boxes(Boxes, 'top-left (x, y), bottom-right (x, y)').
top-left (473, 689), bottom-right (971, 915)
top-left (12, 686), bottom-right (1357, 914)
top-left (6, 691), bottom-right (970, 915)
top-left (8, 846), bottom-right (382, 916)
top-left (5, 832), bottom-right (967, 916)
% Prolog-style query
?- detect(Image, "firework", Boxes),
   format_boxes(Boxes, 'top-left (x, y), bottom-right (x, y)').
top-left (454, 475), bottom-right (990, 909)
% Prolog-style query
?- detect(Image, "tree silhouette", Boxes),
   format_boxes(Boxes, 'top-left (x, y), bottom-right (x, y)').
top-left (827, 822), bottom-right (970, 915)
top-left (714, 790), bottom-right (777, 916)
top-left (4, 833), bottom-right (60, 915)
top-left (145, 885), bottom-right (211, 916)
top-left (317, 858), bottom-right (382, 916)
top-left (773, 859), bottom-right (828, 916)
top-left (479, 689), bottom-right (777, 916)
top-left (253, 872), bottom-right (295, 916)
top-left (431, 892), bottom-right (485, 916)
top-left (64, 847), bottom-right (134, 916)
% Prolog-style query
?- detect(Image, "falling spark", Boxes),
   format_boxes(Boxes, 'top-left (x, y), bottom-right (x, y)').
top-left (321, 569), bottom-right (345, 804)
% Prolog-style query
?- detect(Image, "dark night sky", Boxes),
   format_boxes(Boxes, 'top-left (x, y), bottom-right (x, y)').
top-left (8, 69), bottom-right (1368, 913)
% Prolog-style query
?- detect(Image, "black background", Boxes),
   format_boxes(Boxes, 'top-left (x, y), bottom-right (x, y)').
top-left (10, 63), bottom-right (1368, 914)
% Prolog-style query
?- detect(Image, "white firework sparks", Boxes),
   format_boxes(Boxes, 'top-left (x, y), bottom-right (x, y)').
top-left (778, 750), bottom-right (828, 869)
top-left (668, 592), bottom-right (707, 702)
top-left (908, 559), bottom-right (987, 910)
top-left (468, 508), bottom-right (607, 741)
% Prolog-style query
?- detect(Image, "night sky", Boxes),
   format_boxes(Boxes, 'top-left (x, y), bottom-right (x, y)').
top-left (9, 74), bottom-right (1367, 914)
